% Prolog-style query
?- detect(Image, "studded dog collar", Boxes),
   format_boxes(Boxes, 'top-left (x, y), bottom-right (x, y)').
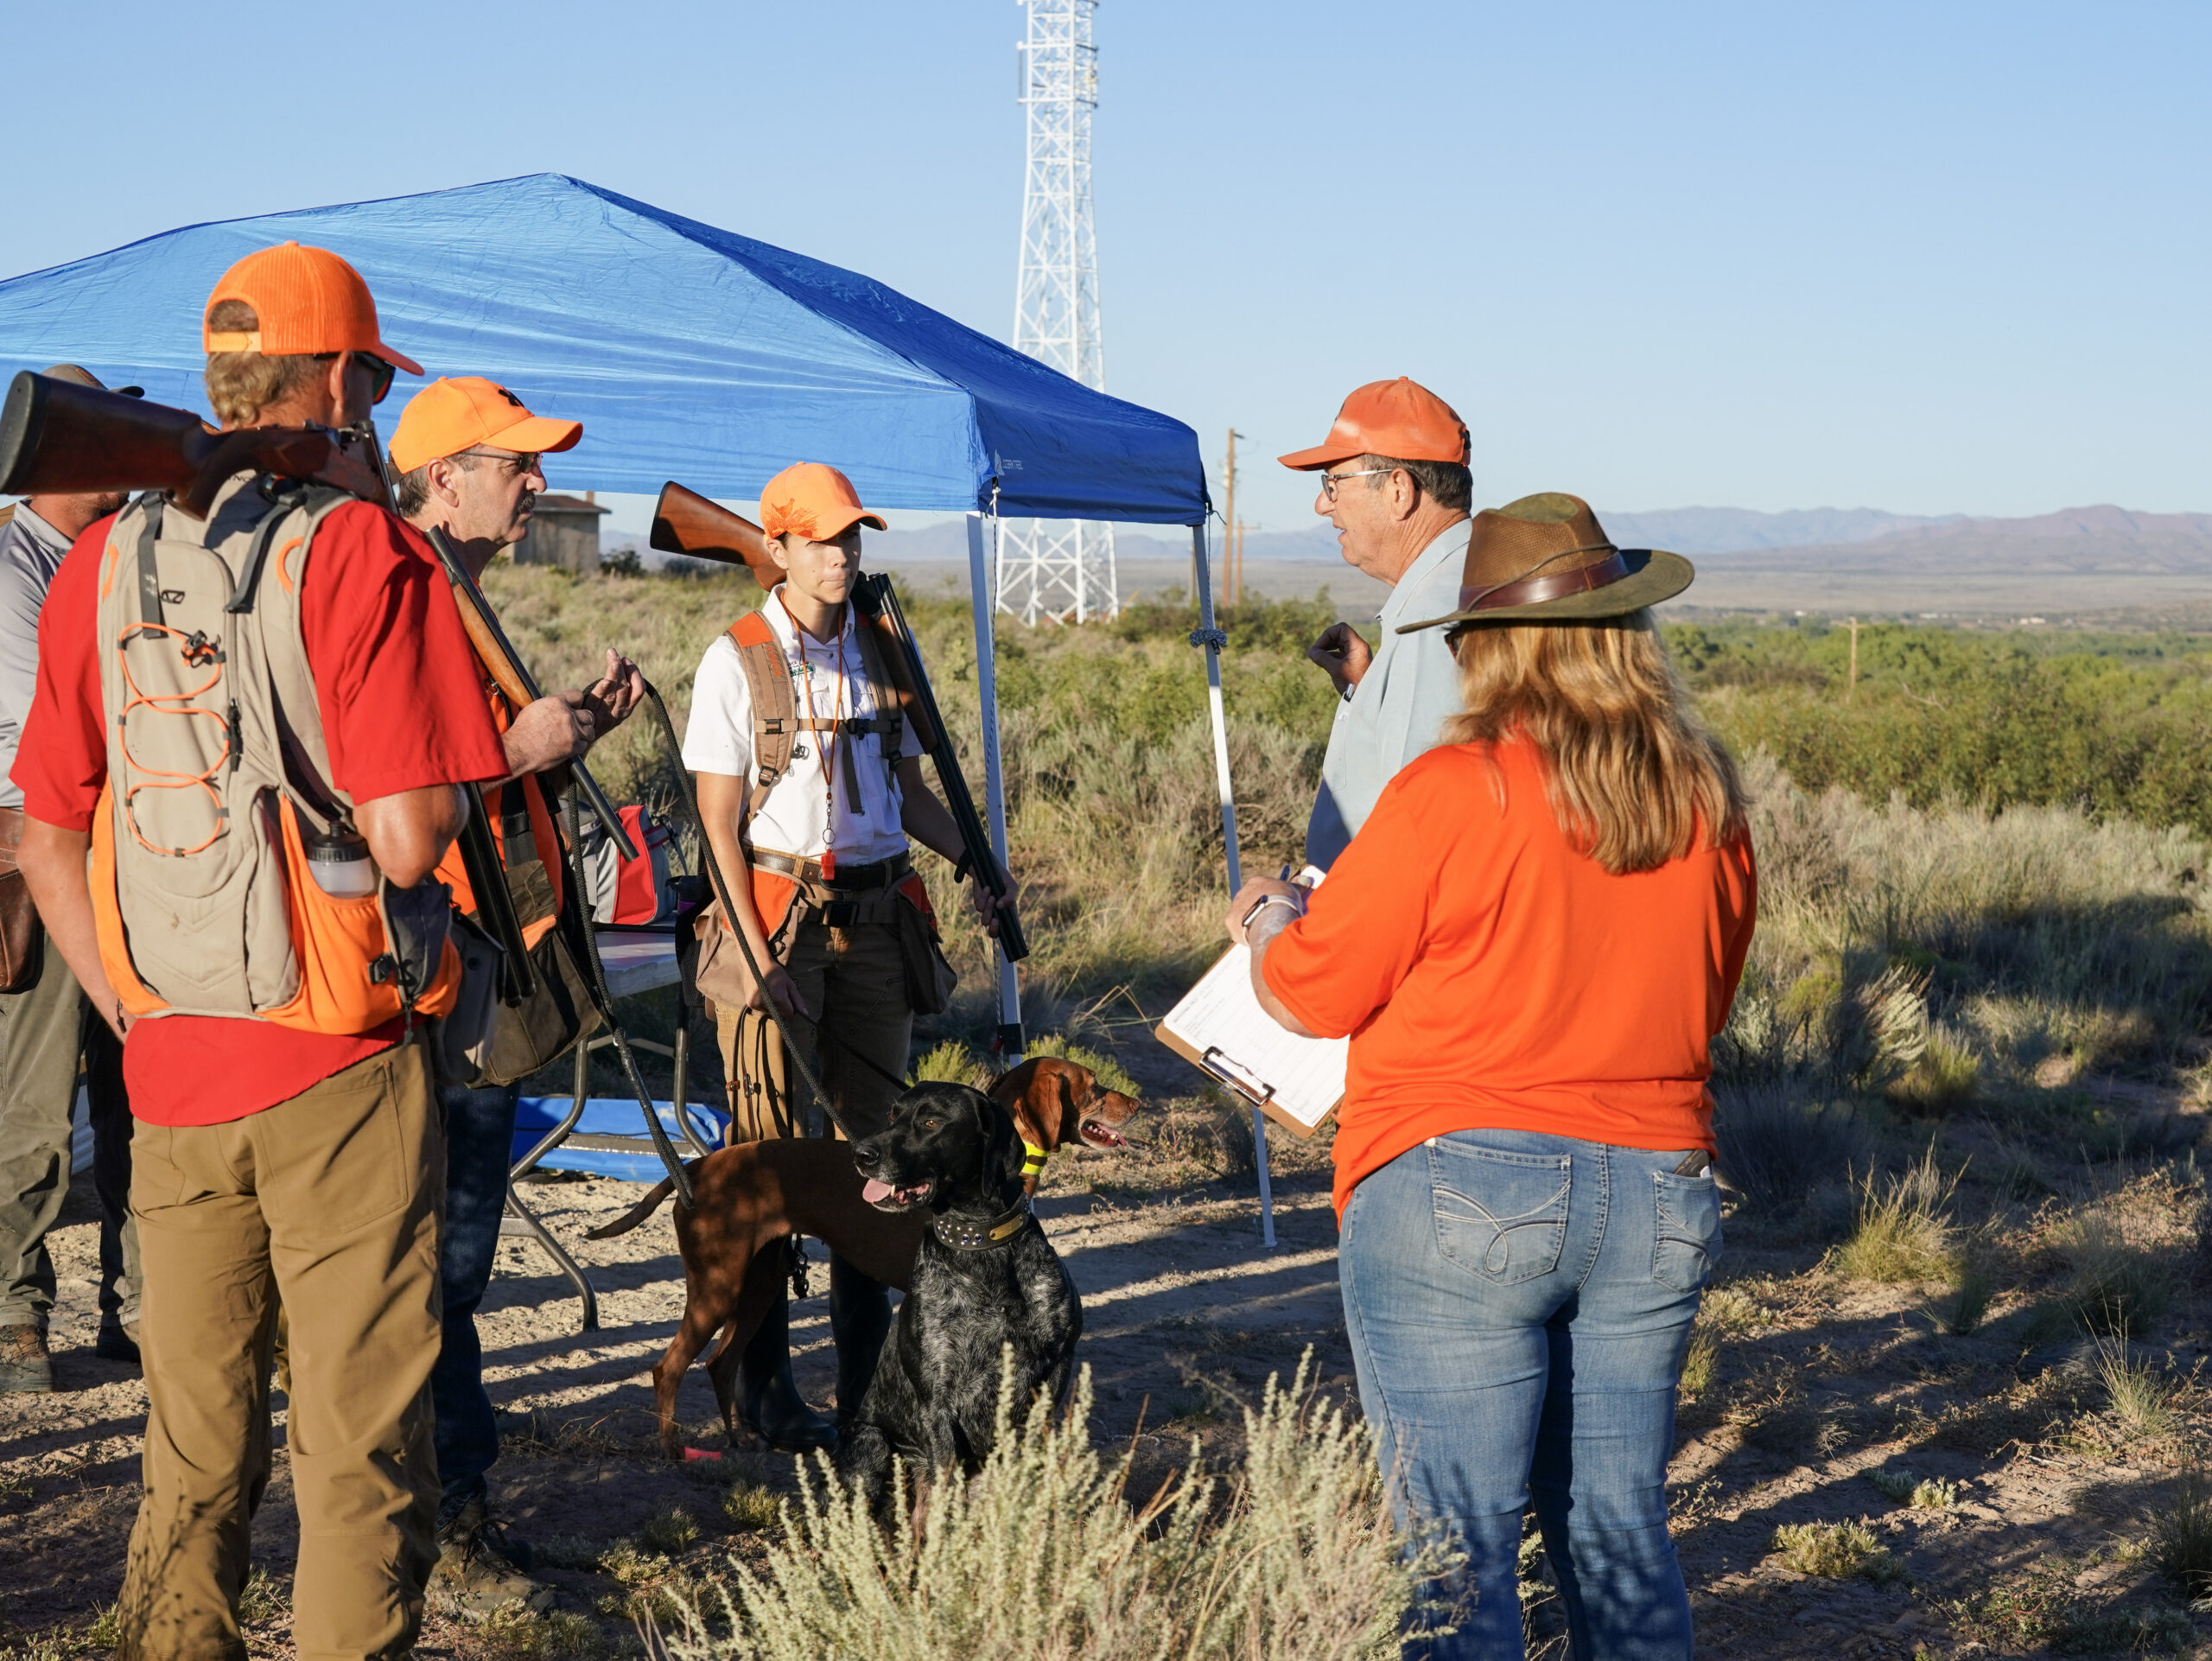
top-left (929, 1194), bottom-right (1035, 1251)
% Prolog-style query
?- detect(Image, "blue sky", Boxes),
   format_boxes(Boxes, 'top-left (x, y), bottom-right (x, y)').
top-left (3, 1), bottom-right (2203, 531)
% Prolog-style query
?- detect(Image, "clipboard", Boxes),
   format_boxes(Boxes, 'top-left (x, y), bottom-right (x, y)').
top-left (1154, 869), bottom-right (1347, 1138)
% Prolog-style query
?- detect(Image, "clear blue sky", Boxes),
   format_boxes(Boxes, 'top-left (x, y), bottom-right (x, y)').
top-left (4, 1), bottom-right (2203, 531)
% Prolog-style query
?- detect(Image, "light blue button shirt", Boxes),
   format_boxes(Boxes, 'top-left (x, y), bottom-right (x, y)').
top-left (1304, 519), bottom-right (1471, 869)
top-left (0, 506), bottom-right (73, 811)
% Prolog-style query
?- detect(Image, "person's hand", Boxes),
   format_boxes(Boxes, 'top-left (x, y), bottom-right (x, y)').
top-left (1306, 622), bottom-right (1372, 696)
top-left (716, 909), bottom-right (812, 1017)
top-left (1225, 875), bottom-right (1304, 945)
top-left (968, 859), bottom-right (1017, 939)
top-left (504, 692), bottom-right (594, 775)
top-left (580, 649), bottom-right (645, 739)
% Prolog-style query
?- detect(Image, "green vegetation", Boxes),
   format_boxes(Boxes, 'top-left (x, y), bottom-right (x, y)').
top-left (663, 1352), bottom-right (1452, 1661)
top-left (1770, 1519), bottom-right (1906, 1584)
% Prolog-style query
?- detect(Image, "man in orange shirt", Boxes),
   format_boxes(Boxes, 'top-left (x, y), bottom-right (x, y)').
top-left (14, 245), bottom-right (508, 1659)
top-left (1228, 493), bottom-right (1756, 1661)
top-left (390, 376), bottom-right (643, 1618)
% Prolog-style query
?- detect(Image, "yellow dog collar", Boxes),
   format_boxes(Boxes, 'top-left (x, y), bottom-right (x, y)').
top-left (1020, 1140), bottom-right (1048, 1177)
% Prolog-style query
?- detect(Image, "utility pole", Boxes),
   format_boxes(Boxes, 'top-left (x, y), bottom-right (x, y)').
top-left (997, 0), bottom-right (1118, 625)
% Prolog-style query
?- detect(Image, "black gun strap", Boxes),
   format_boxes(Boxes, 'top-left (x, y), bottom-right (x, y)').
top-left (638, 678), bottom-right (853, 1142)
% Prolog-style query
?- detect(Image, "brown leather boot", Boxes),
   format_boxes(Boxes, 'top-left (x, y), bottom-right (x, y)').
top-left (0, 1324), bottom-right (53, 1394)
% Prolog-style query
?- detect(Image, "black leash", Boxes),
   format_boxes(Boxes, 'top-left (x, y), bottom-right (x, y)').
top-left (638, 678), bottom-right (855, 1144)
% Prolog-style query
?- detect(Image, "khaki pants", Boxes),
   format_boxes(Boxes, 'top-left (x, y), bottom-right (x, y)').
top-left (718, 916), bottom-right (912, 1144)
top-left (121, 1042), bottom-right (442, 1661)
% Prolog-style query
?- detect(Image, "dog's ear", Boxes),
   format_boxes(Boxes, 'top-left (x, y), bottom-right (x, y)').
top-left (978, 1090), bottom-right (1025, 1189)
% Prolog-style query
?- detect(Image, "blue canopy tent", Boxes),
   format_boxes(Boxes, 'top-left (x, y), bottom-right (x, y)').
top-left (0, 173), bottom-right (1274, 1242)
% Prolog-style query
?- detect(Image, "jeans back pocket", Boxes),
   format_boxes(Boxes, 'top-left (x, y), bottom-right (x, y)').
top-left (1652, 1170), bottom-right (1722, 1293)
top-left (1430, 1141), bottom-right (1573, 1285)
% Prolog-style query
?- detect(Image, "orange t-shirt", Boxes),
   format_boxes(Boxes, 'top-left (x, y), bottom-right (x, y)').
top-left (1261, 737), bottom-right (1758, 1219)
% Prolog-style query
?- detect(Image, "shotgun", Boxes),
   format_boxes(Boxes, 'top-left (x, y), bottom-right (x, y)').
top-left (649, 480), bottom-right (1027, 961)
top-left (0, 369), bottom-right (386, 517)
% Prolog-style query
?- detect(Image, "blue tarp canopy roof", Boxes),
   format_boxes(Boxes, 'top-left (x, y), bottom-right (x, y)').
top-left (0, 173), bottom-right (1205, 524)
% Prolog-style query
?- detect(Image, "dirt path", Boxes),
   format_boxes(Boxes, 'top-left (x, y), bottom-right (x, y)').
top-left (5, 1084), bottom-right (2209, 1658)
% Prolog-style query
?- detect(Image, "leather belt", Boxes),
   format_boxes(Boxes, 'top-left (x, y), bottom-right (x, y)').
top-left (747, 846), bottom-right (912, 893)
top-left (1465, 546), bottom-right (1629, 613)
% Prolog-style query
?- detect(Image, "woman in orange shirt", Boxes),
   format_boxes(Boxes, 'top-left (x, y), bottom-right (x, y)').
top-left (1231, 494), bottom-right (1757, 1661)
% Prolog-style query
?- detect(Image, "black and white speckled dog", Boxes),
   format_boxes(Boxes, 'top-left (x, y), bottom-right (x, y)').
top-left (836, 1081), bottom-right (1082, 1511)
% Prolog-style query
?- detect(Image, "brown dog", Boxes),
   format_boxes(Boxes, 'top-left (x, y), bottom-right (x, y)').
top-left (587, 1056), bottom-right (1139, 1456)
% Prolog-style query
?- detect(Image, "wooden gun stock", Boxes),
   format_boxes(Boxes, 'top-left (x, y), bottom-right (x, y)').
top-left (649, 481), bottom-right (779, 589)
top-left (0, 371), bottom-right (390, 518)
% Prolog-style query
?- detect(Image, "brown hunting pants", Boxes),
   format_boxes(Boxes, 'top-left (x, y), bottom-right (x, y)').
top-left (120, 1041), bottom-right (442, 1661)
top-left (717, 914), bottom-right (912, 1145)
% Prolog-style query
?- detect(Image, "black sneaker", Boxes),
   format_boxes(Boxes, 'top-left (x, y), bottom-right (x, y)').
top-left (428, 1497), bottom-right (553, 1620)
top-left (0, 1325), bottom-right (52, 1394)
top-left (94, 1321), bottom-right (141, 1365)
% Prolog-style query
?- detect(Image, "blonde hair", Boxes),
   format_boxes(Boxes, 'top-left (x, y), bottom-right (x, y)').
top-left (202, 300), bottom-right (326, 426)
top-left (1441, 611), bottom-right (1746, 875)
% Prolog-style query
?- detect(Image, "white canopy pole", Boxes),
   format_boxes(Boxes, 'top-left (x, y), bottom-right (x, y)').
top-left (967, 511), bottom-right (1024, 1056)
top-left (1190, 522), bottom-right (1275, 1248)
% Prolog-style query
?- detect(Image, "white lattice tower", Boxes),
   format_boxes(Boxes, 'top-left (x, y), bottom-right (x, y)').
top-left (997, 0), bottom-right (1118, 624)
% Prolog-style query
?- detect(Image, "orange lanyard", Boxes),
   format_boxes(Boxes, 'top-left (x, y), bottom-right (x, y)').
top-left (780, 594), bottom-right (850, 875)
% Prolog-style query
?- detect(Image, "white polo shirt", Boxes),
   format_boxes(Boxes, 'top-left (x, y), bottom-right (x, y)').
top-left (682, 588), bottom-right (918, 865)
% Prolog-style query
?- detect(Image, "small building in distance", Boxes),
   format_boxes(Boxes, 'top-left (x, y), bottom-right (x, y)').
top-left (512, 493), bottom-right (610, 573)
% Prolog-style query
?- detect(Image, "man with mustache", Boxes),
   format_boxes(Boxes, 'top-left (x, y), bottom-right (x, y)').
top-left (388, 377), bottom-right (644, 1619)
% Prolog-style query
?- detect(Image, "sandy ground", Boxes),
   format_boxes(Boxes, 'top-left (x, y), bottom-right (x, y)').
top-left (4, 1060), bottom-right (2209, 1658)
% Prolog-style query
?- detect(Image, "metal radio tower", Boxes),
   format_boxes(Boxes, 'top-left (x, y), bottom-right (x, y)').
top-left (998, 0), bottom-right (1118, 624)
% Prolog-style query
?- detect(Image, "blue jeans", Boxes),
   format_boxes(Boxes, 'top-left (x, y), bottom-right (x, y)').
top-left (1338, 1130), bottom-right (1720, 1661)
top-left (432, 1083), bottom-right (519, 1522)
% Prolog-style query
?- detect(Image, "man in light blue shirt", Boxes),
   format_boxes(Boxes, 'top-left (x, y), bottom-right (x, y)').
top-left (1280, 378), bottom-right (1474, 868)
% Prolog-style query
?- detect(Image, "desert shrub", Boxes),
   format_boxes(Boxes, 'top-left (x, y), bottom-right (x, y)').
top-left (723, 1482), bottom-right (781, 1531)
top-left (2149, 1472), bottom-right (2212, 1602)
top-left (911, 1041), bottom-right (993, 1090)
top-left (1770, 1520), bottom-right (1904, 1584)
top-left (1711, 1080), bottom-right (1872, 1210)
top-left (663, 1351), bottom-right (1455, 1661)
top-left (2098, 1341), bottom-right (2179, 1441)
top-left (1834, 1152), bottom-right (1959, 1283)
top-left (1678, 1325), bottom-right (1721, 1400)
top-left (2054, 1212), bottom-right (2176, 1339)
top-left (1866, 1470), bottom-right (1961, 1510)
top-left (1940, 1250), bottom-right (1995, 1334)
top-left (641, 1505), bottom-right (703, 1554)
top-left (1945, 1559), bottom-right (2194, 1656)
top-left (477, 1606), bottom-right (603, 1658)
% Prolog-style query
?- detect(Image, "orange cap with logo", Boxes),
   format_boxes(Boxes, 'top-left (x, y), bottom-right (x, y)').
top-left (202, 241), bottom-right (423, 376)
top-left (760, 462), bottom-right (887, 542)
top-left (389, 377), bottom-right (583, 474)
top-left (1277, 376), bottom-right (1468, 471)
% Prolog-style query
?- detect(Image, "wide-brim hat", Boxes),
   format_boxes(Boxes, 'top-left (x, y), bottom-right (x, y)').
top-left (1398, 492), bottom-right (1694, 632)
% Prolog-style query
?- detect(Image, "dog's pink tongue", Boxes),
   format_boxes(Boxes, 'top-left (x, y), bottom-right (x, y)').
top-left (861, 1178), bottom-right (895, 1204)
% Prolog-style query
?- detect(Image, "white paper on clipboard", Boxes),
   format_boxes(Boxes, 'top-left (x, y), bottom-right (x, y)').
top-left (1154, 868), bottom-right (1347, 1136)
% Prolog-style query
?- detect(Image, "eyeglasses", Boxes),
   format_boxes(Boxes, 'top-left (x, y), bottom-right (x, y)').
top-left (352, 352), bottom-right (397, 405)
top-left (1318, 466), bottom-right (1395, 502)
top-left (454, 448), bottom-right (542, 477)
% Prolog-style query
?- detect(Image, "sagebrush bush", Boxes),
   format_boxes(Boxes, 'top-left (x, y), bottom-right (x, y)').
top-left (1711, 1080), bottom-right (1871, 1210)
top-left (664, 1350), bottom-right (1455, 1661)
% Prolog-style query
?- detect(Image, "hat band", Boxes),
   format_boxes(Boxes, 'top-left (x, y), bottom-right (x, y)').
top-left (1463, 544), bottom-right (1627, 614)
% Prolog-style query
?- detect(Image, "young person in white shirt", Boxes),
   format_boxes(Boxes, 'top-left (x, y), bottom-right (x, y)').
top-left (682, 461), bottom-right (1011, 1452)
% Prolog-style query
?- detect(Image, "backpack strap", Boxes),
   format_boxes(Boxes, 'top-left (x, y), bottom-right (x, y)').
top-left (728, 609), bottom-right (797, 817)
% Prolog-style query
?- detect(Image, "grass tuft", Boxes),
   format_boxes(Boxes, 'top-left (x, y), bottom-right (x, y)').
top-left (1834, 1150), bottom-right (1959, 1283)
top-left (1866, 1470), bottom-right (1960, 1510)
top-left (723, 1481), bottom-right (782, 1531)
top-left (1770, 1519), bottom-right (1906, 1584)
top-left (639, 1505), bottom-right (702, 1555)
top-left (2056, 1212), bottom-right (2176, 1340)
top-left (2149, 1471), bottom-right (2212, 1601)
top-left (2098, 1342), bottom-right (2178, 1441)
top-left (477, 1607), bottom-right (604, 1658)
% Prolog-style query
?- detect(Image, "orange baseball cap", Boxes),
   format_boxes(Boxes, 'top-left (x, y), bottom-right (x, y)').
top-left (760, 462), bottom-right (887, 542)
top-left (201, 241), bottom-right (423, 376)
top-left (1278, 377), bottom-right (1469, 471)
top-left (389, 377), bottom-right (583, 474)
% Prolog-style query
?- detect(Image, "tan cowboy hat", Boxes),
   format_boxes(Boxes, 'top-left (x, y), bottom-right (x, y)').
top-left (1398, 492), bottom-right (1694, 633)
